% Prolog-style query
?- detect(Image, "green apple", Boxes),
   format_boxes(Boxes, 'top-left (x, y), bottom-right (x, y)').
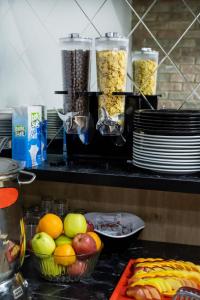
top-left (64, 213), bottom-right (87, 238)
top-left (31, 232), bottom-right (56, 257)
top-left (55, 235), bottom-right (72, 246)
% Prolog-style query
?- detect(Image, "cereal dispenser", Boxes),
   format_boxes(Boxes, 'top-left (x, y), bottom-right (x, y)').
top-left (57, 33), bottom-right (92, 134)
top-left (132, 48), bottom-right (159, 95)
top-left (95, 32), bottom-right (129, 136)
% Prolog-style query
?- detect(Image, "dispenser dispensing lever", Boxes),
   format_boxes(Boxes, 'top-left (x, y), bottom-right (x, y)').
top-left (56, 109), bottom-right (79, 133)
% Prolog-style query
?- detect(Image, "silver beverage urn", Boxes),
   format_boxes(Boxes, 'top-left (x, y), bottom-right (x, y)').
top-left (0, 158), bottom-right (36, 299)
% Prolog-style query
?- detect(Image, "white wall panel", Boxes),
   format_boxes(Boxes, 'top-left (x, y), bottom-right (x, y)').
top-left (0, 0), bottom-right (131, 109)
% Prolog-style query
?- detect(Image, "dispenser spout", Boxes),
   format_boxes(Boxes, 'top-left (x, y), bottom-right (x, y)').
top-left (57, 109), bottom-right (89, 135)
top-left (57, 109), bottom-right (78, 133)
top-left (96, 107), bottom-right (124, 136)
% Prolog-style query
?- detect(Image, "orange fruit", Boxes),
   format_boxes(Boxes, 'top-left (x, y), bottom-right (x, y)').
top-left (54, 244), bottom-right (76, 266)
top-left (38, 213), bottom-right (63, 239)
top-left (87, 232), bottom-right (102, 251)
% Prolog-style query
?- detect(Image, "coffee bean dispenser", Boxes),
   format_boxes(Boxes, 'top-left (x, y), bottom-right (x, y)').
top-left (95, 32), bottom-right (129, 136)
top-left (57, 33), bottom-right (92, 134)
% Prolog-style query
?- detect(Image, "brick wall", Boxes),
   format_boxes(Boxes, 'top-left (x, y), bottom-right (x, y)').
top-left (131, 0), bottom-right (200, 109)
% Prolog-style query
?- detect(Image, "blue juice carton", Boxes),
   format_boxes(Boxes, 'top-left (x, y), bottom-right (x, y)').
top-left (12, 106), bottom-right (43, 168)
top-left (41, 105), bottom-right (47, 162)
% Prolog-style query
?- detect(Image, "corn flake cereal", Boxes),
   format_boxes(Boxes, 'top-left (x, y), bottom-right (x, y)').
top-left (96, 50), bottom-right (127, 117)
top-left (133, 59), bottom-right (157, 95)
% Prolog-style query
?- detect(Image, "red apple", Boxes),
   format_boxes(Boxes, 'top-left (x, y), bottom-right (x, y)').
top-left (67, 260), bottom-right (87, 276)
top-left (86, 220), bottom-right (94, 232)
top-left (72, 233), bottom-right (97, 256)
top-left (6, 241), bottom-right (20, 263)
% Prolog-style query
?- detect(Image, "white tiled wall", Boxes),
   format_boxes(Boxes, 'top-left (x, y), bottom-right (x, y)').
top-left (0, 0), bottom-right (132, 109)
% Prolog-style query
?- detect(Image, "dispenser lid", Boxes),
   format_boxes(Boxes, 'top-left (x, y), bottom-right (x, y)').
top-left (0, 158), bottom-right (20, 178)
top-left (133, 48), bottom-right (159, 55)
top-left (141, 47), bottom-right (158, 54)
top-left (105, 32), bottom-right (123, 38)
top-left (59, 33), bottom-right (92, 43)
top-left (96, 32), bottom-right (128, 42)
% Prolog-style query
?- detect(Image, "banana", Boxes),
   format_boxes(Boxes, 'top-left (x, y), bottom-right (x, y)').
top-left (40, 256), bottom-right (64, 277)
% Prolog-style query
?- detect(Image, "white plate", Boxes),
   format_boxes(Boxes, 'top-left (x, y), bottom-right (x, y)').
top-left (0, 135), bottom-right (12, 138)
top-left (48, 128), bottom-right (62, 130)
top-left (134, 138), bottom-right (200, 145)
top-left (133, 144), bottom-right (200, 153)
top-left (0, 128), bottom-right (12, 131)
top-left (133, 140), bottom-right (200, 149)
top-left (133, 161), bottom-right (200, 174)
top-left (133, 154), bottom-right (200, 165)
top-left (133, 159), bottom-right (200, 170)
top-left (133, 148), bottom-right (200, 159)
top-left (133, 136), bottom-right (200, 144)
top-left (0, 109), bottom-right (12, 120)
top-left (84, 212), bottom-right (145, 239)
top-left (133, 135), bottom-right (200, 143)
top-left (134, 131), bottom-right (200, 139)
top-left (133, 158), bottom-right (200, 169)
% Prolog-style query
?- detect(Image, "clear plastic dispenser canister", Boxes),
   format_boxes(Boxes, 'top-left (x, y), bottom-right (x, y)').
top-left (58, 33), bottom-right (92, 134)
top-left (95, 32), bottom-right (129, 136)
top-left (132, 48), bottom-right (159, 95)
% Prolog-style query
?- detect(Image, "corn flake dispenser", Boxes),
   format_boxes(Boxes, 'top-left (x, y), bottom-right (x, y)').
top-left (95, 32), bottom-right (129, 136)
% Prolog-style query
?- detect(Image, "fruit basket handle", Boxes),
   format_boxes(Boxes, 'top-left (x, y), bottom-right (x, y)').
top-left (18, 170), bottom-right (36, 185)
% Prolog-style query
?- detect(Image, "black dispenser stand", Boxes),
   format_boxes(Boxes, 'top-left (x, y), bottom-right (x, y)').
top-left (56, 92), bottom-right (158, 167)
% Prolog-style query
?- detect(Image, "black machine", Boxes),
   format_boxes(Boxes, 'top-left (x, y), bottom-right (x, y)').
top-left (51, 92), bottom-right (158, 166)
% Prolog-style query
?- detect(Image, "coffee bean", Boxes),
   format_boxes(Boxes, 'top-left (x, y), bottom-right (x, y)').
top-left (62, 50), bottom-right (90, 115)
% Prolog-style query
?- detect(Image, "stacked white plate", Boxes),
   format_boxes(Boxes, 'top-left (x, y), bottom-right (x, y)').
top-left (0, 109), bottom-right (12, 138)
top-left (47, 109), bottom-right (63, 140)
top-left (133, 131), bottom-right (200, 174)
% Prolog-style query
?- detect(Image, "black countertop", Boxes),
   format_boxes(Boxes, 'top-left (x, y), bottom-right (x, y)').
top-left (28, 155), bottom-right (200, 194)
top-left (21, 240), bottom-right (200, 300)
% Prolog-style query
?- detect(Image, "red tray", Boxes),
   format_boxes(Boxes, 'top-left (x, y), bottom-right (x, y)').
top-left (110, 259), bottom-right (134, 300)
top-left (109, 259), bottom-right (172, 300)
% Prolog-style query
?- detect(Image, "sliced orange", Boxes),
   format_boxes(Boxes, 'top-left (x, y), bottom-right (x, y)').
top-left (54, 244), bottom-right (76, 266)
top-left (87, 232), bottom-right (102, 251)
